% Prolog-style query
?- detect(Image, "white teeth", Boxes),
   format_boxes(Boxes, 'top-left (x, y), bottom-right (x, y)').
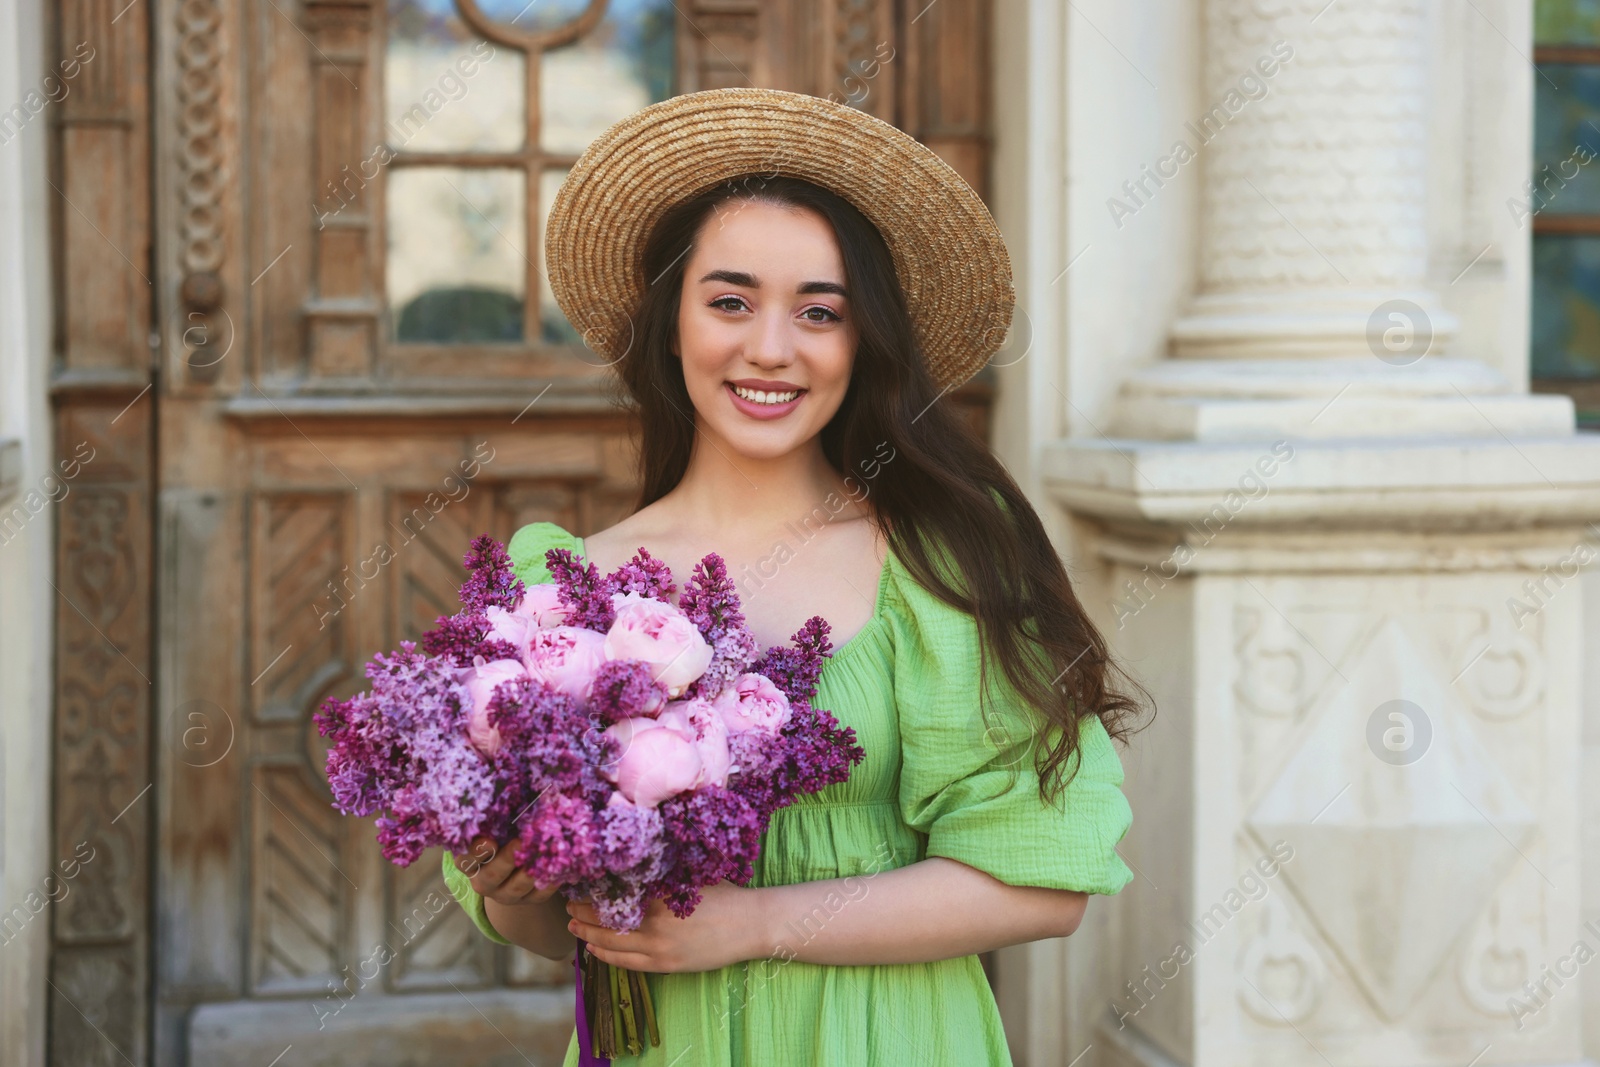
top-left (731, 385), bottom-right (801, 405)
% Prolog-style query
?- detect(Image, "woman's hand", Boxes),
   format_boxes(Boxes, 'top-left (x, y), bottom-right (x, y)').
top-left (452, 835), bottom-right (560, 908)
top-left (566, 880), bottom-right (767, 973)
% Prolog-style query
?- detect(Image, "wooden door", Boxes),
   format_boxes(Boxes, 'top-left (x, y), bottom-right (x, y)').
top-left (45, 1), bottom-right (995, 1063)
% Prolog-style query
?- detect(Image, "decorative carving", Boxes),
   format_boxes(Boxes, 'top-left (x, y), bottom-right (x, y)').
top-left (303, 0), bottom-right (379, 376)
top-left (388, 849), bottom-right (494, 989)
top-left (1454, 615), bottom-right (1544, 721)
top-left (175, 0), bottom-right (228, 383)
top-left (55, 490), bottom-right (144, 947)
top-left (1237, 894), bottom-right (1326, 1025)
top-left (253, 494), bottom-right (349, 723)
top-left (1247, 619), bottom-right (1536, 1020)
top-left (51, 406), bottom-right (151, 1067)
top-left (176, 0), bottom-right (226, 279)
top-left (832, 0), bottom-right (878, 85)
top-left (391, 490), bottom-right (493, 642)
top-left (50, 949), bottom-right (138, 1067)
top-left (1233, 606), bottom-right (1308, 718)
top-left (679, 1), bottom-right (758, 91)
top-left (1458, 894), bottom-right (1542, 1017)
top-left (254, 767), bottom-right (347, 992)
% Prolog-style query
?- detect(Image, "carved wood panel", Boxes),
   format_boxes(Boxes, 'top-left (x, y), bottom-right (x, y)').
top-left (48, 0), bottom-right (156, 1059)
top-left (50, 405), bottom-right (153, 1067)
top-left (252, 764), bottom-right (351, 993)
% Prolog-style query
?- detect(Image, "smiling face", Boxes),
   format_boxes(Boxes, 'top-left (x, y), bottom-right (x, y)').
top-left (672, 198), bottom-right (858, 462)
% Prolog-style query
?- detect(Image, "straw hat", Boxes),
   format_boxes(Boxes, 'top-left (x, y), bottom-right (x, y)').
top-left (543, 87), bottom-right (1015, 392)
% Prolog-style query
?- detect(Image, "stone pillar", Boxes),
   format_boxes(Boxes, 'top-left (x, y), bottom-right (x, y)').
top-left (1173, 0), bottom-right (1441, 362)
top-left (1046, 2), bottom-right (1600, 1065)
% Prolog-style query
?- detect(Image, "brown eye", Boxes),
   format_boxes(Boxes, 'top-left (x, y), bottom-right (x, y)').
top-left (710, 296), bottom-right (748, 313)
top-left (802, 306), bottom-right (842, 323)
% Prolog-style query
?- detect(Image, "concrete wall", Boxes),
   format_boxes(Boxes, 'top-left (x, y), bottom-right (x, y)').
top-left (0, 0), bottom-right (58, 1062)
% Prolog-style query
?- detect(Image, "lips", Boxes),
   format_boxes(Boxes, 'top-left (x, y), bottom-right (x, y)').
top-left (724, 381), bottom-right (806, 420)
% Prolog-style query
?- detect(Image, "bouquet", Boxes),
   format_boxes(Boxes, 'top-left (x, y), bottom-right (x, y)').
top-left (314, 534), bottom-right (864, 1061)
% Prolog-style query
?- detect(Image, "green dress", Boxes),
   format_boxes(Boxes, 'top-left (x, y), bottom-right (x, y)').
top-left (442, 521), bottom-right (1134, 1066)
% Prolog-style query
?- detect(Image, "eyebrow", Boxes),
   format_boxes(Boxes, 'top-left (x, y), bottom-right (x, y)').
top-left (696, 269), bottom-right (848, 299)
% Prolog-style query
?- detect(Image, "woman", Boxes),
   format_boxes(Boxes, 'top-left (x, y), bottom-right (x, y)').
top-left (442, 87), bottom-right (1145, 1065)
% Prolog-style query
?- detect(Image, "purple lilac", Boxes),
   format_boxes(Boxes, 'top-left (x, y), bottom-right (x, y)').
top-left (607, 547), bottom-right (677, 601)
top-left (749, 616), bottom-right (833, 704)
top-left (678, 554), bottom-right (759, 702)
top-left (654, 787), bottom-right (764, 917)
top-left (544, 547), bottom-right (618, 631)
top-left (459, 534), bottom-right (525, 612)
top-left (588, 658), bottom-right (669, 726)
top-left (315, 642), bottom-right (497, 862)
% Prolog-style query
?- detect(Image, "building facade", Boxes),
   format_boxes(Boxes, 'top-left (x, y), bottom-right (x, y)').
top-left (1, 0), bottom-right (1597, 1064)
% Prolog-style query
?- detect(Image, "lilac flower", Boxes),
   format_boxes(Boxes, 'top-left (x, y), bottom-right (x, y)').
top-left (678, 554), bottom-right (759, 702)
top-left (750, 616), bottom-right (833, 704)
top-left (315, 641), bottom-right (498, 863)
top-left (608, 547), bottom-right (677, 601)
top-left (420, 613), bottom-right (490, 667)
top-left (589, 658), bottom-right (669, 726)
top-left (655, 786), bottom-right (764, 917)
top-left (545, 547), bottom-right (618, 631)
top-left (460, 534), bottom-right (525, 613)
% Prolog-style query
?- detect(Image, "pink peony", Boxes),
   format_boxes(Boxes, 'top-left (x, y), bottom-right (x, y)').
top-left (514, 582), bottom-right (571, 628)
top-left (712, 673), bottom-right (793, 735)
top-left (666, 698), bottom-right (732, 789)
top-left (456, 658), bottom-right (530, 755)
top-left (603, 593), bottom-right (712, 697)
top-left (524, 626), bottom-right (608, 703)
top-left (483, 605), bottom-right (532, 649)
top-left (602, 715), bottom-right (704, 808)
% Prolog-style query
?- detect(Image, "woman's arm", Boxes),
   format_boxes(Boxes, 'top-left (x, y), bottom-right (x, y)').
top-left (564, 856), bottom-right (1087, 973)
top-left (485, 895), bottom-right (578, 961)
top-left (452, 836), bottom-right (578, 961)
top-left (755, 856), bottom-right (1087, 965)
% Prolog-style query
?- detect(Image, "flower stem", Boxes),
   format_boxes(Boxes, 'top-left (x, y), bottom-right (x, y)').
top-left (609, 962), bottom-right (625, 1053)
top-left (632, 968), bottom-right (660, 1048)
top-left (616, 962), bottom-right (641, 1054)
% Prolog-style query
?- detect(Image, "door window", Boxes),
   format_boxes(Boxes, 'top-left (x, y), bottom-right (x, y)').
top-left (383, 0), bottom-right (675, 347)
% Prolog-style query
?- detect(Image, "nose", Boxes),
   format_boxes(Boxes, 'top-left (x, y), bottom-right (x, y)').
top-left (746, 304), bottom-right (796, 369)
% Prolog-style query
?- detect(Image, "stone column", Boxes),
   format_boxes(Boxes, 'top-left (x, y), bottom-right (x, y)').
top-left (1119, 0), bottom-right (1562, 445)
top-left (1173, 0), bottom-right (1440, 361)
top-left (1046, 1), bottom-right (1600, 1065)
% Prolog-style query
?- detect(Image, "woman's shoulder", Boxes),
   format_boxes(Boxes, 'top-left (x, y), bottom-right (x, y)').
top-left (877, 523), bottom-right (965, 616)
top-left (507, 508), bottom-right (665, 585)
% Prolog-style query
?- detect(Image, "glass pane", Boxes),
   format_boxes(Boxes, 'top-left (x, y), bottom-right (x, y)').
top-left (386, 0), bottom-right (526, 152)
top-left (540, 167), bottom-right (582, 345)
top-left (541, 0), bottom-right (675, 154)
top-left (388, 167), bottom-right (527, 343)
top-left (506, 0), bottom-right (597, 33)
top-left (1531, 235), bottom-right (1600, 378)
top-left (1537, 0), bottom-right (1600, 44)
top-left (1532, 64), bottom-right (1600, 215)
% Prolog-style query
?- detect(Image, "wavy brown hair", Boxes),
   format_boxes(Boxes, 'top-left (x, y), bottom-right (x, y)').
top-left (610, 174), bottom-right (1150, 805)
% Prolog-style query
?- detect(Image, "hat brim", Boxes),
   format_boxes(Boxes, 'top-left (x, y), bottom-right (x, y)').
top-left (543, 87), bottom-right (1015, 392)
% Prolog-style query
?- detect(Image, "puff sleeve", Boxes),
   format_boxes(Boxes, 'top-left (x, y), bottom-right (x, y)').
top-left (443, 849), bottom-right (513, 945)
top-left (886, 550), bottom-right (1134, 895)
top-left (439, 520), bottom-right (583, 945)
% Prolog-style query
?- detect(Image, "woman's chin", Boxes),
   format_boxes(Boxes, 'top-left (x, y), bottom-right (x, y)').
top-left (711, 423), bottom-right (816, 463)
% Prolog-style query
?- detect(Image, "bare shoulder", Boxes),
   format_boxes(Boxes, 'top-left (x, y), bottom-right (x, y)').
top-left (580, 502), bottom-right (679, 573)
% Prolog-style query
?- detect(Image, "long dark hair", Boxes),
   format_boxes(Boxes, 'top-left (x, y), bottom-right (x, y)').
top-left (613, 174), bottom-right (1149, 805)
